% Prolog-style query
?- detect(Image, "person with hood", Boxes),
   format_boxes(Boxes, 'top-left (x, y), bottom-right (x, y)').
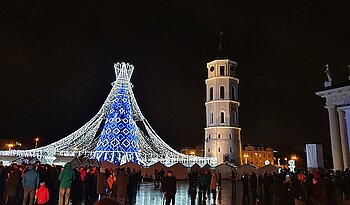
top-left (22, 164), bottom-right (40, 205)
top-left (58, 162), bottom-right (75, 205)
top-left (36, 181), bottom-right (49, 205)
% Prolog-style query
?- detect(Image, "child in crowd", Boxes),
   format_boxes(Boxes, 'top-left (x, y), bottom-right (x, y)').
top-left (36, 181), bottom-right (49, 205)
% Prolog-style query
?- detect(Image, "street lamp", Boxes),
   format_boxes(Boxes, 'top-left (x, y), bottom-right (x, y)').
top-left (243, 153), bottom-right (249, 164)
top-left (35, 137), bottom-right (39, 148)
top-left (7, 143), bottom-right (14, 150)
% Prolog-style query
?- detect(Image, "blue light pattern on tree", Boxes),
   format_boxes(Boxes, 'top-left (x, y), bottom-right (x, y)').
top-left (95, 85), bottom-right (138, 165)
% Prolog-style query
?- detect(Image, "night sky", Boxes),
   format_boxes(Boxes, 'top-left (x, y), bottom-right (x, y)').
top-left (1, 1), bottom-right (350, 163)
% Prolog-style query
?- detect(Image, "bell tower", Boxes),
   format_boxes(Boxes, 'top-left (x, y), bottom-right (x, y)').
top-left (204, 33), bottom-right (242, 165)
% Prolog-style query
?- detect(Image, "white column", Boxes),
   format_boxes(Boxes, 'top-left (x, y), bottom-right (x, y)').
top-left (341, 109), bottom-right (350, 169)
top-left (326, 106), bottom-right (344, 170)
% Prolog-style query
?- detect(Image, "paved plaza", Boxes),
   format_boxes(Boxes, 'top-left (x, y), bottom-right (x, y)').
top-left (134, 180), bottom-right (238, 205)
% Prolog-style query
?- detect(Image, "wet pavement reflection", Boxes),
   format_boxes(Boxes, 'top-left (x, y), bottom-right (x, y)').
top-left (134, 180), bottom-right (239, 205)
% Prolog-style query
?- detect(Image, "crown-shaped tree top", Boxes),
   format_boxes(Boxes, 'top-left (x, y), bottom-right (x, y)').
top-left (114, 62), bottom-right (134, 82)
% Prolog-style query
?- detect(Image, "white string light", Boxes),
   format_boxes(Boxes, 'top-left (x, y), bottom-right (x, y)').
top-left (0, 62), bottom-right (217, 167)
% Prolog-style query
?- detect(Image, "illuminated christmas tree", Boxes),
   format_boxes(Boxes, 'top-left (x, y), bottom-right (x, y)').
top-left (94, 85), bottom-right (139, 165)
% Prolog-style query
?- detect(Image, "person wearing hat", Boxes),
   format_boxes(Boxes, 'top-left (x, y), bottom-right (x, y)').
top-left (161, 170), bottom-right (177, 205)
top-left (22, 164), bottom-right (40, 205)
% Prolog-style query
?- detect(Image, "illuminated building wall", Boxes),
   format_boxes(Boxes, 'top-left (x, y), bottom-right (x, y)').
top-left (242, 145), bottom-right (274, 167)
top-left (180, 145), bottom-right (204, 157)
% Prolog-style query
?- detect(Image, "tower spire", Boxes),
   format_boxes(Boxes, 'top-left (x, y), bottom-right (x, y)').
top-left (216, 32), bottom-right (230, 59)
top-left (218, 32), bottom-right (224, 52)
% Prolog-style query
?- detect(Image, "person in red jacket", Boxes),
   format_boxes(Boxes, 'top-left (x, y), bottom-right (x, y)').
top-left (36, 181), bottom-right (49, 205)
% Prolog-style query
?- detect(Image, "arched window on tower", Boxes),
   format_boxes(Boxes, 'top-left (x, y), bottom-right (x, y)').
top-left (232, 109), bottom-right (237, 124)
top-left (218, 147), bottom-right (221, 152)
top-left (229, 134), bottom-right (232, 139)
top-left (210, 113), bottom-right (214, 124)
top-left (220, 86), bottom-right (225, 99)
top-left (209, 87), bottom-right (213, 100)
top-left (218, 134), bottom-right (221, 139)
top-left (230, 147), bottom-right (232, 153)
top-left (230, 65), bottom-right (235, 76)
top-left (220, 66), bottom-right (225, 76)
top-left (232, 86), bottom-right (236, 100)
top-left (220, 111), bottom-right (225, 123)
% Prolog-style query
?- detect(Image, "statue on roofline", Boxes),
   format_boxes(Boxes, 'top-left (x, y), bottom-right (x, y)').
top-left (324, 64), bottom-right (332, 87)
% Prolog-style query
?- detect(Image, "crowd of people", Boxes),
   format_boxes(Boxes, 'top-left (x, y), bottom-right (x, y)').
top-left (0, 161), bottom-right (142, 205)
top-left (1, 159), bottom-right (350, 205)
top-left (238, 169), bottom-right (350, 205)
top-left (187, 169), bottom-right (223, 204)
top-left (0, 161), bottom-right (224, 205)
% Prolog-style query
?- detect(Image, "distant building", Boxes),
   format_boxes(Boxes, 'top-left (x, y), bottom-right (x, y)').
top-left (241, 145), bottom-right (274, 167)
top-left (195, 145), bottom-right (204, 157)
top-left (180, 145), bottom-right (204, 157)
top-left (0, 139), bottom-right (23, 150)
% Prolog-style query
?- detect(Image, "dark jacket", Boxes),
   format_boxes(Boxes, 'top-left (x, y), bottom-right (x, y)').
top-left (161, 175), bottom-right (177, 196)
top-left (250, 173), bottom-right (257, 190)
top-left (22, 165), bottom-right (40, 189)
top-left (199, 173), bottom-right (211, 187)
top-left (241, 174), bottom-right (249, 191)
top-left (292, 180), bottom-right (307, 201)
top-left (96, 172), bottom-right (107, 194)
top-left (271, 178), bottom-right (288, 205)
top-left (58, 162), bottom-right (75, 188)
top-left (5, 171), bottom-right (20, 197)
top-left (312, 179), bottom-right (327, 205)
top-left (116, 171), bottom-right (129, 197)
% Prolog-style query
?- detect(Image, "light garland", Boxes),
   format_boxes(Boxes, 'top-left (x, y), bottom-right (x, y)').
top-left (0, 62), bottom-right (217, 167)
top-left (94, 85), bottom-right (139, 165)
